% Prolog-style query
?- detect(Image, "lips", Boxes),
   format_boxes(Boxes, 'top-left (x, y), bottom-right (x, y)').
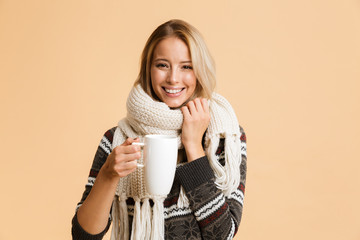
top-left (164, 88), bottom-right (183, 94)
top-left (162, 87), bottom-right (185, 97)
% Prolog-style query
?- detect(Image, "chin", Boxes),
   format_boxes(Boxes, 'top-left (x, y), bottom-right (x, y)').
top-left (164, 100), bottom-right (184, 109)
top-left (169, 101), bottom-right (193, 110)
top-left (167, 103), bottom-right (182, 109)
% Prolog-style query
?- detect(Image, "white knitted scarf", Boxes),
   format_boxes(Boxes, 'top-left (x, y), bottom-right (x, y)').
top-left (110, 84), bottom-right (242, 240)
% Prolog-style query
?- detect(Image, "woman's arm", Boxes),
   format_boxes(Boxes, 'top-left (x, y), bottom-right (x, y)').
top-left (177, 128), bottom-right (247, 239)
top-left (72, 129), bottom-right (140, 239)
top-left (76, 168), bottom-right (120, 235)
top-left (181, 98), bottom-right (247, 238)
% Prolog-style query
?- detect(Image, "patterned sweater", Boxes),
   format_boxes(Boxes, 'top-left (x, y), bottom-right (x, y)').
top-left (72, 126), bottom-right (247, 240)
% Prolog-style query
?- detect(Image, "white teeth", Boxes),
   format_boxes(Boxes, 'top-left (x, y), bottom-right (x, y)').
top-left (165, 88), bottom-right (182, 94)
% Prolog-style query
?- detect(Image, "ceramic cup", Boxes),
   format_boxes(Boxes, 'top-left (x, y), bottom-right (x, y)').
top-left (132, 135), bottom-right (178, 196)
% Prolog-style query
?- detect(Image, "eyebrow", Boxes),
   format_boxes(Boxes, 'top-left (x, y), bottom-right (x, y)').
top-left (153, 58), bottom-right (192, 64)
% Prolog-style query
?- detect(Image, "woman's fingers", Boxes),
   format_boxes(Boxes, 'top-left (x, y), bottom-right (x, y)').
top-left (118, 167), bottom-right (137, 178)
top-left (185, 100), bottom-right (195, 115)
top-left (114, 151), bottom-right (141, 163)
top-left (193, 98), bottom-right (204, 113)
top-left (110, 156), bottom-right (139, 178)
top-left (201, 98), bottom-right (209, 114)
top-left (181, 98), bottom-right (210, 136)
top-left (121, 137), bottom-right (139, 146)
top-left (103, 137), bottom-right (143, 178)
top-left (114, 144), bottom-right (140, 155)
top-left (187, 98), bottom-right (201, 114)
top-left (117, 158), bottom-right (138, 171)
top-left (115, 160), bottom-right (138, 178)
top-left (185, 98), bottom-right (208, 115)
top-left (181, 104), bottom-right (191, 119)
top-left (180, 98), bottom-right (210, 162)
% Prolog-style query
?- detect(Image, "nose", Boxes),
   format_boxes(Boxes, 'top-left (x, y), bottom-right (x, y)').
top-left (167, 68), bottom-right (178, 84)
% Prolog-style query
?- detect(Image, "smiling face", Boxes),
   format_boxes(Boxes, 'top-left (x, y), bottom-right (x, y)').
top-left (150, 37), bottom-right (197, 108)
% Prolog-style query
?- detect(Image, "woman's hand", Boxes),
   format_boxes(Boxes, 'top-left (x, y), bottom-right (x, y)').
top-left (77, 138), bottom-right (141, 234)
top-left (100, 138), bottom-right (141, 180)
top-left (181, 98), bottom-right (210, 162)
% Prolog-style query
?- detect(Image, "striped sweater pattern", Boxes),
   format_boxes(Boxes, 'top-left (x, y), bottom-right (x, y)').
top-left (72, 126), bottom-right (247, 240)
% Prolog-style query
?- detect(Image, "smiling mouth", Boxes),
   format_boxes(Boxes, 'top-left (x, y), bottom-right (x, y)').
top-left (163, 87), bottom-right (184, 94)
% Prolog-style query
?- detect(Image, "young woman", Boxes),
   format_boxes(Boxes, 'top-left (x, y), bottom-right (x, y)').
top-left (72, 19), bottom-right (247, 240)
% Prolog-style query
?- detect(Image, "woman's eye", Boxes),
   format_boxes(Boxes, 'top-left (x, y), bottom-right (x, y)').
top-left (183, 65), bottom-right (193, 70)
top-left (156, 63), bottom-right (168, 68)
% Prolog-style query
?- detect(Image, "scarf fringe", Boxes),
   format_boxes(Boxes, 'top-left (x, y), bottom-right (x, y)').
top-left (177, 186), bottom-right (189, 208)
top-left (130, 198), bottom-right (141, 240)
top-left (111, 195), bottom-right (162, 240)
top-left (151, 196), bottom-right (166, 239)
top-left (110, 196), bottom-right (119, 240)
top-left (206, 135), bottom-right (225, 188)
top-left (223, 134), bottom-right (242, 196)
top-left (206, 133), bottom-right (242, 196)
top-left (140, 198), bottom-right (152, 240)
top-left (119, 193), bottom-right (129, 240)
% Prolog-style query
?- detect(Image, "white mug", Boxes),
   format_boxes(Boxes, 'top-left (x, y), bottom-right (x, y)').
top-left (133, 135), bottom-right (178, 196)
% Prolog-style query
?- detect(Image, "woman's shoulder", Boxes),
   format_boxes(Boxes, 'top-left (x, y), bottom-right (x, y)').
top-left (101, 126), bottom-right (117, 144)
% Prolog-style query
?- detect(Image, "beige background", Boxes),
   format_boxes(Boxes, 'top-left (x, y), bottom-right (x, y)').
top-left (1, 0), bottom-right (359, 239)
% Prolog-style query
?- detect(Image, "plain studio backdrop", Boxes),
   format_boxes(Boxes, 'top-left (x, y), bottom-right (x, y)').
top-left (1, 0), bottom-right (359, 239)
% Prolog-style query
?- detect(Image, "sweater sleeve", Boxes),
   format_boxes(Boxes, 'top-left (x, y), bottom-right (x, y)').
top-left (176, 126), bottom-right (247, 239)
top-left (71, 127), bottom-right (116, 240)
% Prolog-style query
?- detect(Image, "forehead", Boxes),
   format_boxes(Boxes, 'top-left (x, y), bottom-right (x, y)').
top-left (152, 37), bottom-right (191, 60)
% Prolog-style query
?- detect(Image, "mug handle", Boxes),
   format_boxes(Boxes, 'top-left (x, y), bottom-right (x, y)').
top-left (132, 142), bottom-right (145, 167)
top-left (132, 142), bottom-right (145, 146)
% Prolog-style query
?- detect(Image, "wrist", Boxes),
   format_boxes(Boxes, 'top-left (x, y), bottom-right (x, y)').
top-left (98, 165), bottom-right (121, 185)
top-left (184, 143), bottom-right (205, 162)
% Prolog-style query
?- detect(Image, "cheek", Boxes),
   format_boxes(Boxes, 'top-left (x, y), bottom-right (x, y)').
top-left (150, 69), bottom-right (160, 90)
top-left (151, 69), bottom-right (166, 85)
top-left (184, 73), bottom-right (197, 88)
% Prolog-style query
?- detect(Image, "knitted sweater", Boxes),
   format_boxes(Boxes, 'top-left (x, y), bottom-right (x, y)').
top-left (72, 126), bottom-right (247, 240)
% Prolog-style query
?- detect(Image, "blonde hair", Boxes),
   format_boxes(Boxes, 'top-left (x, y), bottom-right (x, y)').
top-left (135, 19), bottom-right (216, 100)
